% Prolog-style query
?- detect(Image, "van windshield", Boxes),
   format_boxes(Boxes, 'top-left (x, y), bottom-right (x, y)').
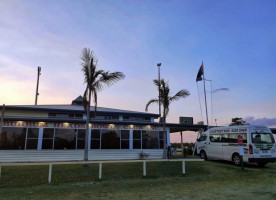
top-left (251, 132), bottom-right (275, 144)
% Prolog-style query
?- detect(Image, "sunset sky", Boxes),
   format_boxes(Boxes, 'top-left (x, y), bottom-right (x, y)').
top-left (0, 0), bottom-right (276, 142)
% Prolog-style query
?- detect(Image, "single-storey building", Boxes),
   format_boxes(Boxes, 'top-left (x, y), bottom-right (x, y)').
top-left (0, 96), bottom-right (205, 162)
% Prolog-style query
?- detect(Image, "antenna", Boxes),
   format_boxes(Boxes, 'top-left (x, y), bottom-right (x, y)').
top-left (35, 66), bottom-right (41, 105)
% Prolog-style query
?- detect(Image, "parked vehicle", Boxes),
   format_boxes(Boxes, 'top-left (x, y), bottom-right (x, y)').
top-left (195, 125), bottom-right (276, 166)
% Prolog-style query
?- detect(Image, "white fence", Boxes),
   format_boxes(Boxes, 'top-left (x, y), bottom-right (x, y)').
top-left (0, 159), bottom-right (204, 183)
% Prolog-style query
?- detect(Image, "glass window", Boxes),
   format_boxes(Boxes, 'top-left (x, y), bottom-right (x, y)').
top-left (133, 130), bottom-right (141, 149)
top-left (0, 127), bottom-right (26, 150)
top-left (209, 134), bottom-right (221, 143)
top-left (42, 128), bottom-right (54, 149)
top-left (121, 130), bottom-right (129, 149)
top-left (252, 132), bottom-right (275, 144)
top-left (26, 128), bottom-right (39, 149)
top-left (77, 129), bottom-right (86, 149)
top-left (142, 131), bottom-right (159, 149)
top-left (198, 134), bottom-right (207, 141)
top-left (159, 131), bottom-right (164, 149)
top-left (228, 133), bottom-right (247, 143)
top-left (101, 130), bottom-right (120, 149)
top-left (91, 129), bottom-right (101, 149)
top-left (54, 129), bottom-right (76, 149)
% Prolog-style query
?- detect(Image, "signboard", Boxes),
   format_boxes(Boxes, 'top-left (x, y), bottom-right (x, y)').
top-left (179, 117), bottom-right (193, 124)
top-left (238, 135), bottom-right (243, 146)
top-left (2, 121), bottom-right (163, 131)
top-left (238, 135), bottom-right (244, 156)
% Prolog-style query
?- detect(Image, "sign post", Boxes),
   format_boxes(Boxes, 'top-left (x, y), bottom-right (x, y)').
top-left (238, 135), bottom-right (244, 171)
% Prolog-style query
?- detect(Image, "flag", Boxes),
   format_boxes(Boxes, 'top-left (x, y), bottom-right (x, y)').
top-left (196, 62), bottom-right (204, 82)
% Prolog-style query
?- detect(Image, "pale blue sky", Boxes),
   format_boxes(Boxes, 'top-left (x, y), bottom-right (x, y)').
top-left (0, 0), bottom-right (276, 142)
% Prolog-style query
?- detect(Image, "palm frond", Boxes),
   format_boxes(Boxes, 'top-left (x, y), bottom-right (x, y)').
top-left (145, 99), bottom-right (159, 112)
top-left (169, 89), bottom-right (190, 102)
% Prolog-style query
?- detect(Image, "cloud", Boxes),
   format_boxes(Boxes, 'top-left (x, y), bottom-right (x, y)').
top-left (244, 116), bottom-right (276, 126)
top-left (212, 88), bottom-right (229, 93)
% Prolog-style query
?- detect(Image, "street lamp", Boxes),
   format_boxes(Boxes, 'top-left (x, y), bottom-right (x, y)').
top-left (157, 63), bottom-right (161, 120)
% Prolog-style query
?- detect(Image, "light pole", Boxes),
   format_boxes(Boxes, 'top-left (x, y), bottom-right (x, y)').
top-left (35, 66), bottom-right (41, 105)
top-left (157, 63), bottom-right (161, 120)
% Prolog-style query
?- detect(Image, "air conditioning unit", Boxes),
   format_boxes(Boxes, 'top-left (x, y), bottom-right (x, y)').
top-left (197, 121), bottom-right (204, 125)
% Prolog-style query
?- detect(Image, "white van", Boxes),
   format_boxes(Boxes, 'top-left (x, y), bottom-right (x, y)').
top-left (196, 125), bottom-right (276, 166)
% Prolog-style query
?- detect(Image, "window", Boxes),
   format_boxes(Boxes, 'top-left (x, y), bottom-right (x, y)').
top-left (77, 129), bottom-right (85, 149)
top-left (0, 127), bottom-right (26, 150)
top-left (133, 130), bottom-right (141, 149)
top-left (209, 134), bottom-right (221, 143)
top-left (251, 132), bottom-right (274, 144)
top-left (101, 130), bottom-right (120, 149)
top-left (42, 128), bottom-right (54, 149)
top-left (142, 131), bottom-right (159, 149)
top-left (54, 129), bottom-right (76, 149)
top-left (91, 129), bottom-right (101, 149)
top-left (159, 131), bottom-right (164, 148)
top-left (198, 134), bottom-right (207, 142)
top-left (227, 133), bottom-right (247, 143)
top-left (120, 130), bottom-right (129, 149)
top-left (26, 128), bottom-right (39, 149)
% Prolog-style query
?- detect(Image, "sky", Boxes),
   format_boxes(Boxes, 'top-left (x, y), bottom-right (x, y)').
top-left (0, 0), bottom-right (276, 143)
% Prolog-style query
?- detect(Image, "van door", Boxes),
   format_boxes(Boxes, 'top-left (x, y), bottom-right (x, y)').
top-left (207, 134), bottom-right (223, 159)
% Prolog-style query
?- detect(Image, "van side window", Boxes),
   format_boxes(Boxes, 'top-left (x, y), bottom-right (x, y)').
top-left (210, 134), bottom-right (221, 142)
top-left (198, 134), bottom-right (207, 141)
top-left (228, 133), bottom-right (247, 143)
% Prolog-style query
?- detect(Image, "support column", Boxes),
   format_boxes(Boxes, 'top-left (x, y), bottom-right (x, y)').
top-left (129, 130), bottom-right (133, 149)
top-left (37, 128), bottom-right (43, 150)
top-left (166, 129), bottom-right (170, 146)
top-left (180, 131), bottom-right (183, 155)
top-left (88, 128), bottom-right (91, 150)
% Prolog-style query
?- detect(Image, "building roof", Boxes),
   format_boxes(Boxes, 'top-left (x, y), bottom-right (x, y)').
top-left (0, 104), bottom-right (159, 118)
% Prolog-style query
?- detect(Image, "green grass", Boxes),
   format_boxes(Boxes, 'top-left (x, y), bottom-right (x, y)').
top-left (0, 160), bottom-right (276, 200)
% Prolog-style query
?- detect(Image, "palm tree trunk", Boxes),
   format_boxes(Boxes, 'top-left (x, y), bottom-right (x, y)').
top-left (162, 117), bottom-right (167, 159)
top-left (83, 90), bottom-right (91, 161)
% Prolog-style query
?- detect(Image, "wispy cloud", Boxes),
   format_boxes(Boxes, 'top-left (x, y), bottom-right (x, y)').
top-left (212, 88), bottom-right (229, 93)
top-left (244, 116), bottom-right (276, 127)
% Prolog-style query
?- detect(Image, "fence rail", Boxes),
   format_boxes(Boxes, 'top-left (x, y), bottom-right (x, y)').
top-left (0, 158), bottom-right (204, 183)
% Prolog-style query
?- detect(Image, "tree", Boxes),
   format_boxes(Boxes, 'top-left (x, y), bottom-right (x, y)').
top-left (81, 48), bottom-right (125, 161)
top-left (145, 79), bottom-right (190, 158)
top-left (229, 117), bottom-right (248, 126)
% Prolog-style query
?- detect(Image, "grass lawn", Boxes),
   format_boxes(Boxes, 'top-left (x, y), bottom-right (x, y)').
top-left (0, 160), bottom-right (275, 200)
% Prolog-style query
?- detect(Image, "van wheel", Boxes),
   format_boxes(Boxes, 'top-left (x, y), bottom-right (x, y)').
top-left (232, 153), bottom-right (240, 166)
top-left (200, 151), bottom-right (207, 160)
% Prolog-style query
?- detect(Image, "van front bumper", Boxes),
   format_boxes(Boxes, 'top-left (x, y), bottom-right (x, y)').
top-left (248, 157), bottom-right (276, 163)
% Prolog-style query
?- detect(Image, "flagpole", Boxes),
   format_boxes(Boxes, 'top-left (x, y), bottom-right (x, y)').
top-left (202, 62), bottom-right (209, 129)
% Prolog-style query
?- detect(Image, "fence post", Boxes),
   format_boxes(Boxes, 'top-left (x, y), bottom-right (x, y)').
top-left (143, 161), bottom-right (146, 176)
top-left (48, 164), bottom-right (52, 184)
top-left (182, 161), bottom-right (185, 174)
top-left (99, 162), bottom-right (102, 179)
top-left (0, 166), bottom-right (1, 180)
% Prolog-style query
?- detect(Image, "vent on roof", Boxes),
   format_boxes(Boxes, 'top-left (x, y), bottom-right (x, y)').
top-left (72, 96), bottom-right (84, 105)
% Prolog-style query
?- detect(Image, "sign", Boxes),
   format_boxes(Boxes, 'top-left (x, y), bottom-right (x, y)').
top-left (2, 121), bottom-right (163, 131)
top-left (238, 135), bottom-right (244, 156)
top-left (238, 135), bottom-right (243, 146)
top-left (179, 117), bottom-right (193, 124)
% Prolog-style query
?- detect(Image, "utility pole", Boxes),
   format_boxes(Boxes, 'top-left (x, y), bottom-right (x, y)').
top-left (35, 66), bottom-right (41, 105)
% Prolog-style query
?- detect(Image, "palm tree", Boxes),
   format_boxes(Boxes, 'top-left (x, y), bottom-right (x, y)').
top-left (81, 48), bottom-right (125, 161)
top-left (145, 79), bottom-right (190, 158)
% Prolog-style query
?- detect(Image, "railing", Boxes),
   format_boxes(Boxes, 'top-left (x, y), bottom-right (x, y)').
top-left (0, 158), bottom-right (203, 183)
